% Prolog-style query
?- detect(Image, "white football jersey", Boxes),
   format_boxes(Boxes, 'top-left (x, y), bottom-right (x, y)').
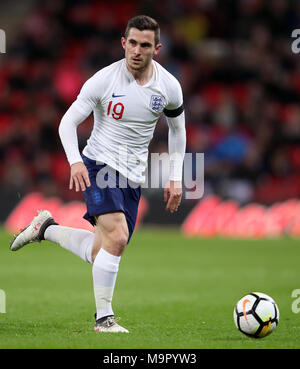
top-left (72, 58), bottom-right (183, 183)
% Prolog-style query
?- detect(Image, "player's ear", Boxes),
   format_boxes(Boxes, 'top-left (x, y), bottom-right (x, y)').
top-left (121, 37), bottom-right (126, 50)
top-left (154, 43), bottom-right (162, 56)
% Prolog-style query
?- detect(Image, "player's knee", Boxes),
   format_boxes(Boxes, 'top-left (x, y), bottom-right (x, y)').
top-left (116, 233), bottom-right (129, 249)
top-left (100, 217), bottom-right (128, 255)
top-left (111, 228), bottom-right (128, 251)
top-left (94, 212), bottom-right (129, 255)
top-left (92, 231), bottom-right (127, 260)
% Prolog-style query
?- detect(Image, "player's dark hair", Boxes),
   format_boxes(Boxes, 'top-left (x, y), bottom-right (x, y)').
top-left (124, 15), bottom-right (160, 46)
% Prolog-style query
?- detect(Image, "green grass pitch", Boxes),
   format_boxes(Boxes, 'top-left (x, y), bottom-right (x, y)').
top-left (0, 227), bottom-right (300, 349)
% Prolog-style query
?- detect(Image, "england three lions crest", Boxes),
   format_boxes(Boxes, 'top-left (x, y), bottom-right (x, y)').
top-left (150, 95), bottom-right (166, 113)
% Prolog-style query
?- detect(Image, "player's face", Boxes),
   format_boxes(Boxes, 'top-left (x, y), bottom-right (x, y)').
top-left (121, 28), bottom-right (161, 72)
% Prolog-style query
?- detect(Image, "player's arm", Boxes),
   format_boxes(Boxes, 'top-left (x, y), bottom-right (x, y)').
top-left (163, 106), bottom-right (186, 213)
top-left (58, 104), bottom-right (91, 192)
top-left (58, 75), bottom-right (100, 192)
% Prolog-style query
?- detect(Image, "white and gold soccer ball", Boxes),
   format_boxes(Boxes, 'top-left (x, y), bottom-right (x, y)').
top-left (233, 292), bottom-right (279, 338)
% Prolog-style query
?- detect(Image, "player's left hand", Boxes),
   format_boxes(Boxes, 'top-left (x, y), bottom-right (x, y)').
top-left (164, 180), bottom-right (182, 213)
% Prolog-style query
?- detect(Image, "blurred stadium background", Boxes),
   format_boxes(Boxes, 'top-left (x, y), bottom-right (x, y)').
top-left (2, 0), bottom-right (300, 351)
top-left (1, 0), bottom-right (300, 237)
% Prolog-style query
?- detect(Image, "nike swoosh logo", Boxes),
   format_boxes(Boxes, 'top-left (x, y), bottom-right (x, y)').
top-left (243, 299), bottom-right (250, 323)
top-left (112, 93), bottom-right (126, 98)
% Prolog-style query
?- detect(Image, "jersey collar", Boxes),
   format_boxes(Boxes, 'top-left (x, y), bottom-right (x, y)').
top-left (122, 58), bottom-right (156, 87)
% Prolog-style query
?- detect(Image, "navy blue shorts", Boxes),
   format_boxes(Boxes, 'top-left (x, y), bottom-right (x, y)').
top-left (81, 154), bottom-right (141, 243)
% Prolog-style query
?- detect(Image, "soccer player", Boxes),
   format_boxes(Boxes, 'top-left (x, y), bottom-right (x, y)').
top-left (10, 15), bottom-right (186, 333)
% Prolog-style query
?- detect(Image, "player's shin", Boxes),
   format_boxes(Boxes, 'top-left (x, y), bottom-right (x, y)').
top-left (44, 225), bottom-right (93, 263)
top-left (92, 248), bottom-right (121, 320)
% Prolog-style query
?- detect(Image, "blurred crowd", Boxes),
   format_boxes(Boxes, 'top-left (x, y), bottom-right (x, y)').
top-left (1, 0), bottom-right (300, 221)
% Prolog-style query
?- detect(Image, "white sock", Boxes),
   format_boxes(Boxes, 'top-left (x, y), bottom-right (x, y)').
top-left (93, 248), bottom-right (121, 320)
top-left (44, 225), bottom-right (93, 264)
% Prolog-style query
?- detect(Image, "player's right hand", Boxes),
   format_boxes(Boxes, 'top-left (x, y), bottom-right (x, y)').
top-left (69, 162), bottom-right (91, 192)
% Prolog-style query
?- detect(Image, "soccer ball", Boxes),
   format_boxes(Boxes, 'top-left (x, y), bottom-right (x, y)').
top-left (233, 292), bottom-right (279, 338)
